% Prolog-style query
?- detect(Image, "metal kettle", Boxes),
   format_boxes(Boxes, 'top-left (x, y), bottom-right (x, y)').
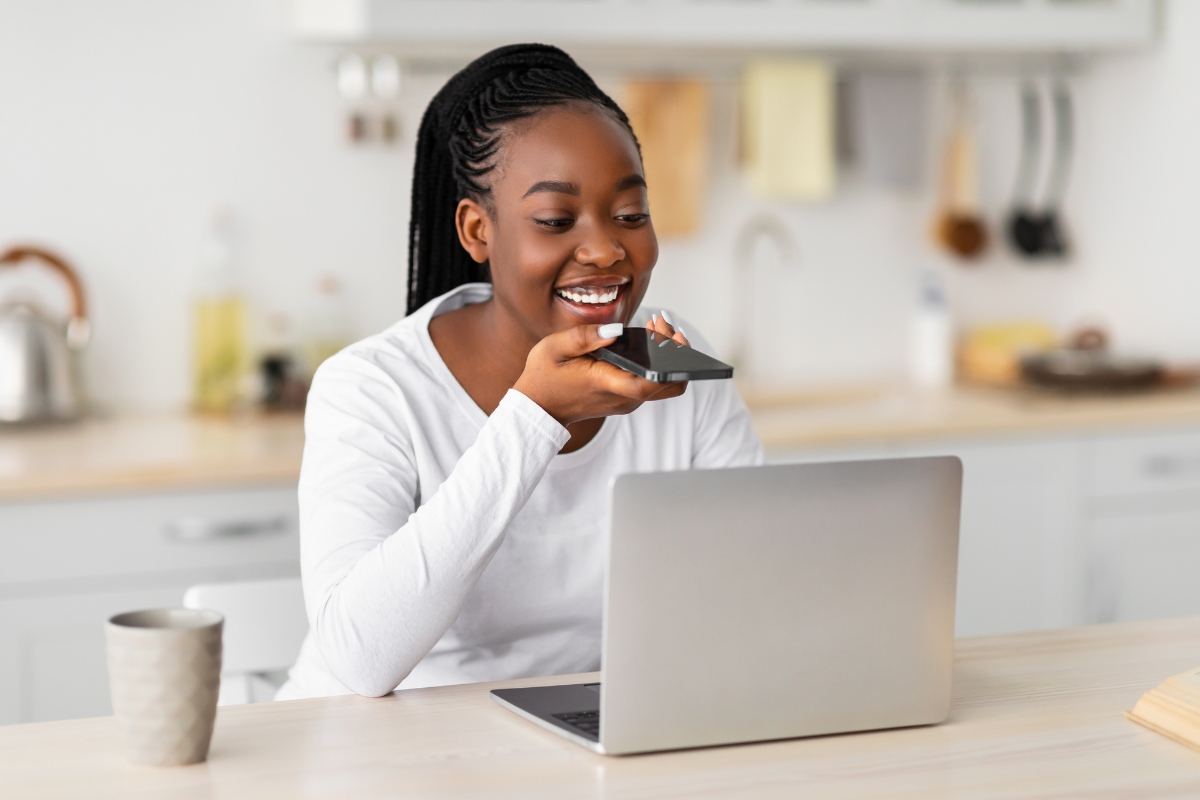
top-left (0, 246), bottom-right (90, 423)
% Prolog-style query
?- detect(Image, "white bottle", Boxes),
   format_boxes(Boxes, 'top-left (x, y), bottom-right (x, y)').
top-left (909, 271), bottom-right (954, 390)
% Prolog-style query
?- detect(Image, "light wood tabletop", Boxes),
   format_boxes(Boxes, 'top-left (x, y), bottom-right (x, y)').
top-left (4, 618), bottom-right (1200, 798)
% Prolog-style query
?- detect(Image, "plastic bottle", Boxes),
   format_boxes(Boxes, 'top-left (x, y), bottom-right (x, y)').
top-left (909, 271), bottom-right (954, 390)
top-left (192, 206), bottom-right (246, 413)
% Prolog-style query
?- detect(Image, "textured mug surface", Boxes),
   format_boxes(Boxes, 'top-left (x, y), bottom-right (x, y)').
top-left (105, 608), bottom-right (223, 766)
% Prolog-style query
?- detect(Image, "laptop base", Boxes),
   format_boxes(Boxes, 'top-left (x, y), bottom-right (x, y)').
top-left (490, 684), bottom-right (606, 754)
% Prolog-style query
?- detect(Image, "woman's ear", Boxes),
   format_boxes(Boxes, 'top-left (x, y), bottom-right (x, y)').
top-left (455, 198), bottom-right (492, 264)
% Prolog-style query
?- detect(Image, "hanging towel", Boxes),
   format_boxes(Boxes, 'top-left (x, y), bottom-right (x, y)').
top-left (741, 60), bottom-right (835, 200)
top-left (623, 79), bottom-right (711, 237)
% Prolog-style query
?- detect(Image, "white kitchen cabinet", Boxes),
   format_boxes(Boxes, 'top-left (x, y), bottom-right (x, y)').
top-left (769, 435), bottom-right (1085, 638)
top-left (770, 420), bottom-right (1200, 639)
top-left (1088, 510), bottom-right (1200, 624)
top-left (904, 438), bottom-right (1085, 637)
top-left (292, 0), bottom-right (1158, 54)
top-left (1084, 428), bottom-right (1200, 624)
top-left (0, 485), bottom-right (301, 725)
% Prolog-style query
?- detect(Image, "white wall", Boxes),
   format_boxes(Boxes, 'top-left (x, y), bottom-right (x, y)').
top-left (0, 0), bottom-right (414, 410)
top-left (0, 1), bottom-right (1197, 409)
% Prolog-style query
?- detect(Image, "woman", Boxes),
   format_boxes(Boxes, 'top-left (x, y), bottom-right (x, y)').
top-left (279, 44), bottom-right (762, 700)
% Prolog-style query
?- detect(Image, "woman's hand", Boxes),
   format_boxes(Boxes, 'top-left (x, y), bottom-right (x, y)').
top-left (646, 309), bottom-right (689, 348)
top-left (514, 319), bottom-right (688, 427)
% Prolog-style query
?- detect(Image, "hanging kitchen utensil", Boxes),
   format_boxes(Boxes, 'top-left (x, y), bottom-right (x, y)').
top-left (1007, 82), bottom-right (1045, 256)
top-left (932, 79), bottom-right (988, 261)
top-left (0, 245), bottom-right (90, 423)
top-left (1034, 79), bottom-right (1073, 258)
top-left (1008, 79), bottom-right (1073, 261)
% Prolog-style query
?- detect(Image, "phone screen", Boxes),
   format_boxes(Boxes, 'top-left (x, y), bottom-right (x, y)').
top-left (593, 328), bottom-right (734, 383)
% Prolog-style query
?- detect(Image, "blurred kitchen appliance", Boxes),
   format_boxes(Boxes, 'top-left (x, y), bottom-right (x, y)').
top-left (1022, 328), bottom-right (1162, 392)
top-left (0, 246), bottom-right (89, 423)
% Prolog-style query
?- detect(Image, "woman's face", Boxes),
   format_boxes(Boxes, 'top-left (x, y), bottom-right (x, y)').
top-left (456, 104), bottom-right (658, 342)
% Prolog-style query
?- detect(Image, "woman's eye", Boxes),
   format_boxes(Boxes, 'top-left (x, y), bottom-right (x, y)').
top-left (533, 217), bottom-right (574, 230)
top-left (616, 213), bottom-right (649, 226)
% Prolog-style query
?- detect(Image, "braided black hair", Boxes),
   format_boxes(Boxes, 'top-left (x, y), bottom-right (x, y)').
top-left (406, 43), bottom-right (639, 315)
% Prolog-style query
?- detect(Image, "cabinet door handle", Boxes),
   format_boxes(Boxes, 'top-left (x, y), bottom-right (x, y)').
top-left (164, 516), bottom-right (288, 541)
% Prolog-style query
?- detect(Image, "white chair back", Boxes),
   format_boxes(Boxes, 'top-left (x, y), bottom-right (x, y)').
top-left (183, 577), bottom-right (308, 704)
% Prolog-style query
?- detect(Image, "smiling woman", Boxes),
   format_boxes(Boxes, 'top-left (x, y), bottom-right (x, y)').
top-left (277, 44), bottom-right (763, 702)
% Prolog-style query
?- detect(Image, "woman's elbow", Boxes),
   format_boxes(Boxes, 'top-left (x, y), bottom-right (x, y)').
top-left (312, 612), bottom-right (404, 698)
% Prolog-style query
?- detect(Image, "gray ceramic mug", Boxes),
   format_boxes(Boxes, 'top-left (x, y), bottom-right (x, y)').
top-left (105, 608), bottom-right (223, 766)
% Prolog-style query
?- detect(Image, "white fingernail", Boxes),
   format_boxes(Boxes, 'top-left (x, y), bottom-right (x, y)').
top-left (660, 310), bottom-right (673, 326)
top-left (677, 326), bottom-right (686, 340)
top-left (598, 323), bottom-right (623, 338)
top-left (650, 314), bottom-right (658, 326)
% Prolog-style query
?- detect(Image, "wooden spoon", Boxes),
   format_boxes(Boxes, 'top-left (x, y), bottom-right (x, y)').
top-left (933, 80), bottom-right (988, 260)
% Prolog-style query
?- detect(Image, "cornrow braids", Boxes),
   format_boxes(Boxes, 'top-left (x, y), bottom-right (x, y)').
top-left (406, 43), bottom-right (640, 315)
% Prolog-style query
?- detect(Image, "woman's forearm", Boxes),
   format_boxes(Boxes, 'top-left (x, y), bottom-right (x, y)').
top-left (303, 389), bottom-right (569, 697)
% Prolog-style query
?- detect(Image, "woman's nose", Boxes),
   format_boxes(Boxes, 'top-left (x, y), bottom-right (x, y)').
top-left (574, 226), bottom-right (626, 269)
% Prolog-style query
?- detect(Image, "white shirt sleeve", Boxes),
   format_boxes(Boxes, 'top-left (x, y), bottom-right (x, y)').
top-left (298, 354), bottom-right (569, 697)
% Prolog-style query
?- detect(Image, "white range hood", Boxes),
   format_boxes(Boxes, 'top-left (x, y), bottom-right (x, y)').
top-left (292, 0), bottom-right (1158, 55)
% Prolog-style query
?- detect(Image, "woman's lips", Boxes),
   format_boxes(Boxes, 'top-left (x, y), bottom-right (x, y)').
top-left (554, 283), bottom-right (627, 321)
top-left (554, 285), bottom-right (621, 305)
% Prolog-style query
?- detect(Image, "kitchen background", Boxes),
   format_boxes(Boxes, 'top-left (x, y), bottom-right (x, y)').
top-left (1, 0), bottom-right (1198, 408)
top-left (6, 0), bottom-right (1200, 726)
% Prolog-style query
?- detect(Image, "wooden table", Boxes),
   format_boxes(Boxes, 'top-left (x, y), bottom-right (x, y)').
top-left (5, 618), bottom-right (1200, 798)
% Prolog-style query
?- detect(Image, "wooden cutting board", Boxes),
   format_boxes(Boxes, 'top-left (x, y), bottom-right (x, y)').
top-left (622, 79), bottom-right (711, 237)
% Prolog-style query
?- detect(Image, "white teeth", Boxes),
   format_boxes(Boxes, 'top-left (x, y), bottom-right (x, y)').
top-left (556, 286), bottom-right (620, 305)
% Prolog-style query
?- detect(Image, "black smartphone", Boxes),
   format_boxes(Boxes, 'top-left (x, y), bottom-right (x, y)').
top-left (592, 327), bottom-right (734, 383)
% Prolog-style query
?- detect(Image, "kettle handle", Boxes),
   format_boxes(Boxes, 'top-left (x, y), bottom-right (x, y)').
top-left (0, 245), bottom-right (90, 347)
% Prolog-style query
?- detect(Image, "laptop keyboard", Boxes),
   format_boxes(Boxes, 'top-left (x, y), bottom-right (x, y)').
top-left (552, 710), bottom-right (600, 740)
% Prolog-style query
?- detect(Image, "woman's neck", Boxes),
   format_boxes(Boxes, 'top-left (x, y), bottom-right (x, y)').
top-left (428, 295), bottom-right (605, 453)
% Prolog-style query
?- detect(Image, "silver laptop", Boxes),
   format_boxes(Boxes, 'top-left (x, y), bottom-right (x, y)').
top-left (491, 456), bottom-right (962, 755)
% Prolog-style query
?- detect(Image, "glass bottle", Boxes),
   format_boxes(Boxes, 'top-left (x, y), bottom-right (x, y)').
top-left (192, 207), bottom-right (246, 413)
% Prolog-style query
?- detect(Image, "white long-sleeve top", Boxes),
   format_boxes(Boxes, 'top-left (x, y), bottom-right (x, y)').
top-left (277, 283), bottom-right (764, 700)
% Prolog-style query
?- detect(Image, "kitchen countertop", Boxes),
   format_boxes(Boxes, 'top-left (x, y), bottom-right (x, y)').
top-left (6, 385), bottom-right (1200, 501)
top-left (0, 412), bottom-right (305, 501)
top-left (4, 617), bottom-right (1200, 798)
top-left (748, 383), bottom-right (1200, 450)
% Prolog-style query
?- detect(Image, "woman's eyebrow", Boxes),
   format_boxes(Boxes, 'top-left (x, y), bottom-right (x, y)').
top-left (615, 174), bottom-right (647, 191)
top-left (523, 180), bottom-right (580, 198)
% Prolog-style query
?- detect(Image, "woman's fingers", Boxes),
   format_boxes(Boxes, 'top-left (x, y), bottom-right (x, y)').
top-left (594, 362), bottom-right (687, 403)
top-left (548, 322), bottom-right (623, 361)
top-left (647, 310), bottom-right (690, 347)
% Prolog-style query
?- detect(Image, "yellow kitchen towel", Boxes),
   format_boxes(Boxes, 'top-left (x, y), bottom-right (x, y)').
top-left (741, 60), bottom-right (835, 200)
top-left (623, 79), bottom-right (711, 237)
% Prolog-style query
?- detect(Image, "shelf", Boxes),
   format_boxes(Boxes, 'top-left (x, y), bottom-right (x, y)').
top-left (291, 0), bottom-right (1159, 57)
